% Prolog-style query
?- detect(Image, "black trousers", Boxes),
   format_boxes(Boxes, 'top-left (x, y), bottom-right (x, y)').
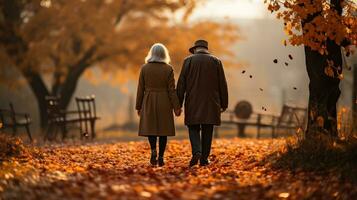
top-left (188, 124), bottom-right (214, 161)
top-left (148, 136), bottom-right (167, 157)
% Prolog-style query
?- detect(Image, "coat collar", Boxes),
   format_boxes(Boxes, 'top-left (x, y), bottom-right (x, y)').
top-left (194, 49), bottom-right (210, 54)
top-left (148, 61), bottom-right (166, 64)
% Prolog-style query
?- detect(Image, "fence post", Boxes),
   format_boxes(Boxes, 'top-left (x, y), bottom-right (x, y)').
top-left (237, 124), bottom-right (246, 138)
top-left (257, 114), bottom-right (261, 139)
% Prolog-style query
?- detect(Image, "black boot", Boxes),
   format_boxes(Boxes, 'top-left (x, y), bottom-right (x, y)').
top-left (200, 159), bottom-right (210, 166)
top-left (150, 150), bottom-right (157, 166)
top-left (158, 157), bottom-right (164, 166)
top-left (189, 152), bottom-right (201, 167)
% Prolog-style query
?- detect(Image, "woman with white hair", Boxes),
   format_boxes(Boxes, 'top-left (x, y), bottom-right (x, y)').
top-left (135, 43), bottom-right (182, 166)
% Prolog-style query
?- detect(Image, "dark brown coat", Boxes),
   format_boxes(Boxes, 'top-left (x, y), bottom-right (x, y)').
top-left (177, 52), bottom-right (228, 125)
top-left (136, 62), bottom-right (180, 136)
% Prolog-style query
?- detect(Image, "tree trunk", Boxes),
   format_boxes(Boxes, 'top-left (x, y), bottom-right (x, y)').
top-left (24, 70), bottom-right (49, 128)
top-left (58, 45), bottom-right (97, 109)
top-left (304, 46), bottom-right (341, 137)
top-left (58, 64), bottom-right (87, 110)
top-left (303, 0), bottom-right (343, 138)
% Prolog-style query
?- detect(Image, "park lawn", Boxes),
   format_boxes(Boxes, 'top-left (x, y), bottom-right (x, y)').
top-left (0, 137), bottom-right (356, 200)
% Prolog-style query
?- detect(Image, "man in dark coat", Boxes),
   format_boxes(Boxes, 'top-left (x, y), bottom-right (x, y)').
top-left (177, 39), bottom-right (228, 167)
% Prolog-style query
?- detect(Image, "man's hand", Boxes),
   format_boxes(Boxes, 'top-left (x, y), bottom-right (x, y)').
top-left (174, 108), bottom-right (182, 117)
top-left (137, 109), bottom-right (141, 116)
top-left (220, 108), bottom-right (227, 113)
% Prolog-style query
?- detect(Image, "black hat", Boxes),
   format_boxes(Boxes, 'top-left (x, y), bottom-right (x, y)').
top-left (189, 39), bottom-right (208, 54)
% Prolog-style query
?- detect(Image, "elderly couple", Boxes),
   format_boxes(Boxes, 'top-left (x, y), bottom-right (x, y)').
top-left (136, 40), bottom-right (228, 167)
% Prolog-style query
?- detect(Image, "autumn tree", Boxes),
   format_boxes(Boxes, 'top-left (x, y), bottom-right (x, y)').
top-left (0, 0), bottom-right (239, 128)
top-left (265, 0), bottom-right (357, 137)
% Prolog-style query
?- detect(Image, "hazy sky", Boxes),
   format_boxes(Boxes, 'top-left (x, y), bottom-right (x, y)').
top-left (191, 0), bottom-right (269, 20)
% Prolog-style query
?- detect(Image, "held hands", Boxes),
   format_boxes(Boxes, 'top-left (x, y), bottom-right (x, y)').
top-left (174, 108), bottom-right (182, 117)
top-left (137, 109), bottom-right (141, 116)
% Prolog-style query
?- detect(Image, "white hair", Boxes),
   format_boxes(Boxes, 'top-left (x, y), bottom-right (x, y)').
top-left (145, 43), bottom-right (171, 64)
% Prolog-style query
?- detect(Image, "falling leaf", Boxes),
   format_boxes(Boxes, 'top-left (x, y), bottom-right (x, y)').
top-left (288, 54), bottom-right (293, 60)
top-left (293, 87), bottom-right (297, 90)
top-left (273, 59), bottom-right (278, 63)
top-left (283, 40), bottom-right (287, 46)
top-left (242, 70), bottom-right (246, 74)
top-left (249, 75), bottom-right (253, 78)
top-left (284, 62), bottom-right (289, 66)
top-left (259, 88), bottom-right (264, 91)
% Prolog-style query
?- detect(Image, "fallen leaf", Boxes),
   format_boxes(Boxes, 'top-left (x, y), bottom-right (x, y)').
top-left (140, 191), bottom-right (152, 198)
top-left (278, 192), bottom-right (290, 198)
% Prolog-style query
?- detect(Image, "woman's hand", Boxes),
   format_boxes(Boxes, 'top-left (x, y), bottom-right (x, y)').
top-left (174, 108), bottom-right (182, 117)
top-left (137, 109), bottom-right (141, 116)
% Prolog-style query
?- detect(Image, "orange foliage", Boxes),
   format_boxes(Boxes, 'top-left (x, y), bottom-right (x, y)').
top-left (265, 0), bottom-right (357, 54)
top-left (0, 0), bottom-right (239, 86)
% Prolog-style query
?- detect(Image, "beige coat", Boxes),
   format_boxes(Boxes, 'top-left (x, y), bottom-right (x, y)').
top-left (135, 62), bottom-right (180, 136)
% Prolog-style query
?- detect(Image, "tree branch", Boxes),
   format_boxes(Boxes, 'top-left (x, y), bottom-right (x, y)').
top-left (58, 44), bottom-right (98, 108)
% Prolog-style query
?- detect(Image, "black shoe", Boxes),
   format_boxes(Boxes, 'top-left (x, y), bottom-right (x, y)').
top-left (158, 157), bottom-right (164, 166)
top-left (150, 150), bottom-right (157, 166)
top-left (200, 159), bottom-right (210, 166)
top-left (189, 152), bottom-right (201, 167)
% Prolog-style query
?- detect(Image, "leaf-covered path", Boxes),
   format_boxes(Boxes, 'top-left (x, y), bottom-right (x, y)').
top-left (1, 139), bottom-right (356, 200)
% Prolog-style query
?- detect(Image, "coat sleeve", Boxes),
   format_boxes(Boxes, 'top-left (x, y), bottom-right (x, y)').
top-left (218, 60), bottom-right (228, 109)
top-left (177, 58), bottom-right (189, 107)
top-left (135, 68), bottom-right (145, 110)
top-left (167, 69), bottom-right (181, 110)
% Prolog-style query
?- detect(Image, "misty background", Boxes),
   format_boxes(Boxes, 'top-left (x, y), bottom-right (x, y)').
top-left (1, 0), bottom-right (356, 134)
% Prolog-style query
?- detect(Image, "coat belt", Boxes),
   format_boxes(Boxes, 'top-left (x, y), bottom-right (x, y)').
top-left (146, 88), bottom-right (167, 92)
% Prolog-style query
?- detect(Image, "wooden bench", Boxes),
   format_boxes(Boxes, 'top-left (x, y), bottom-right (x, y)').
top-left (219, 101), bottom-right (307, 138)
top-left (44, 96), bottom-right (79, 141)
top-left (75, 96), bottom-right (100, 139)
top-left (44, 95), bottom-right (100, 141)
top-left (0, 103), bottom-right (32, 142)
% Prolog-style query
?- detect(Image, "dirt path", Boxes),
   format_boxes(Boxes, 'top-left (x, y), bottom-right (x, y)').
top-left (0, 139), bottom-right (356, 200)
